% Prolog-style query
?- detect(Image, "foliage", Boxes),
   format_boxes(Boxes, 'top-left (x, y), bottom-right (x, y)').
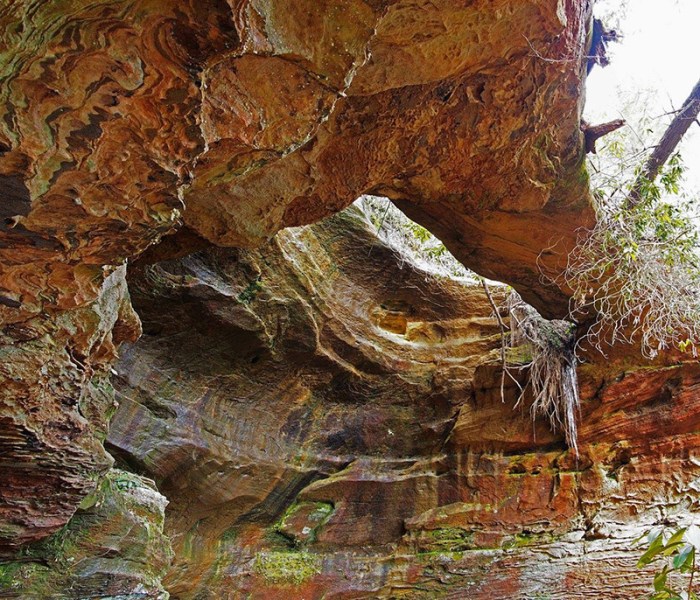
top-left (636, 526), bottom-right (700, 599)
top-left (562, 83), bottom-right (700, 361)
top-left (359, 195), bottom-right (474, 280)
top-left (237, 276), bottom-right (263, 305)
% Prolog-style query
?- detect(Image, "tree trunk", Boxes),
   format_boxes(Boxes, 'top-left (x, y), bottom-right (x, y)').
top-left (627, 77), bottom-right (700, 208)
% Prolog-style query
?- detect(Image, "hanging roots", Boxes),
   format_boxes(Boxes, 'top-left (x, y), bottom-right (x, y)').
top-left (507, 291), bottom-right (580, 455)
top-left (560, 219), bottom-right (700, 359)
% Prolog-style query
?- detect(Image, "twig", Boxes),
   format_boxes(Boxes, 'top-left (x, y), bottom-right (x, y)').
top-left (481, 281), bottom-right (524, 401)
top-left (689, 549), bottom-right (696, 599)
top-left (582, 119), bottom-right (626, 154)
top-left (523, 35), bottom-right (574, 64)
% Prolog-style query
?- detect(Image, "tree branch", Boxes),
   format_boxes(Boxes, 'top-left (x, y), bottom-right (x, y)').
top-left (582, 119), bottom-right (625, 154)
top-left (627, 77), bottom-right (700, 208)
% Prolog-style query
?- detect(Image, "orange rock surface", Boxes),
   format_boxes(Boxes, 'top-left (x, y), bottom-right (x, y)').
top-left (107, 209), bottom-right (700, 599)
top-left (3, 2), bottom-right (695, 599)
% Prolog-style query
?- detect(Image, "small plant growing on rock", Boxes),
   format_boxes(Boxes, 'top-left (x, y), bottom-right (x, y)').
top-left (637, 526), bottom-right (700, 599)
top-left (562, 153), bottom-right (700, 360)
top-left (563, 76), bottom-right (700, 359)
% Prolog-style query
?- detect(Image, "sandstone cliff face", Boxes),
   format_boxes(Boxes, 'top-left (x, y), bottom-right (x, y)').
top-left (0, 266), bottom-right (140, 552)
top-left (0, 0), bottom-right (593, 322)
top-left (0, 0), bottom-right (596, 559)
top-left (101, 207), bottom-right (700, 599)
top-left (109, 207), bottom-right (500, 596)
top-left (2, 1), bottom-right (695, 598)
top-left (1, 469), bottom-right (172, 599)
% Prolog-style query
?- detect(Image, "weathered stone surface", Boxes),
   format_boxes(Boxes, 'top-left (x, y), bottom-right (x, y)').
top-left (106, 208), bottom-right (700, 599)
top-left (0, 266), bottom-right (140, 552)
top-left (0, 469), bottom-right (172, 599)
top-left (184, 0), bottom-right (595, 316)
top-left (4, 1), bottom-right (696, 598)
top-left (0, 0), bottom-right (596, 559)
top-left (0, 0), bottom-right (593, 324)
top-left (107, 207), bottom-right (499, 596)
top-left (0, 0), bottom-right (595, 556)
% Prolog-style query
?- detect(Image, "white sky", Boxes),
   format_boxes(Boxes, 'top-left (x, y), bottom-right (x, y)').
top-left (585, 0), bottom-right (700, 191)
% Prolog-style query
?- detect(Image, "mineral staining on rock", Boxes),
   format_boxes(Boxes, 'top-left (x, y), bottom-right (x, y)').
top-left (0, 1), bottom-right (696, 598)
top-left (0, 266), bottom-right (140, 551)
top-left (0, 469), bottom-right (172, 599)
top-left (0, 0), bottom-right (592, 323)
top-left (108, 206), bottom-right (499, 596)
top-left (0, 0), bottom-right (594, 559)
top-left (105, 208), bottom-right (700, 599)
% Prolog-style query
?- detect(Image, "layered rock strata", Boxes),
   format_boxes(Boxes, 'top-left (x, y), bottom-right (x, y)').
top-left (3, 2), bottom-right (689, 599)
top-left (0, 0), bottom-right (593, 323)
top-left (1, 0), bottom-right (596, 557)
top-left (0, 266), bottom-right (139, 551)
top-left (106, 208), bottom-right (700, 599)
top-left (0, 469), bottom-right (172, 599)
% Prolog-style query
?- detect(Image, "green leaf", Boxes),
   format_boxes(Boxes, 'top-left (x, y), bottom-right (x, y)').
top-left (667, 528), bottom-right (688, 547)
top-left (662, 540), bottom-right (687, 556)
top-left (638, 532), bottom-right (667, 567)
top-left (672, 543), bottom-right (694, 570)
top-left (653, 565), bottom-right (669, 591)
top-left (634, 529), bottom-right (656, 546)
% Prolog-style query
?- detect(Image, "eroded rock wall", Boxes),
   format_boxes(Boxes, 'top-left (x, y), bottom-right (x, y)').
top-left (0, 266), bottom-right (139, 551)
top-left (0, 0), bottom-right (593, 323)
top-left (109, 206), bottom-right (497, 596)
top-left (3, 1), bottom-right (692, 598)
top-left (106, 208), bottom-right (700, 599)
top-left (1, 0), bottom-right (595, 557)
top-left (0, 469), bottom-right (172, 599)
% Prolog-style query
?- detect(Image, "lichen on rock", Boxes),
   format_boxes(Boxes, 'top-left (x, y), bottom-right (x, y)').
top-left (2, 1), bottom-right (698, 598)
top-left (0, 469), bottom-right (172, 599)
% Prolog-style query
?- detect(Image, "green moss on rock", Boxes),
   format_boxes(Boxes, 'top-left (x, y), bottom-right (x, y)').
top-left (415, 527), bottom-right (476, 553)
top-left (254, 550), bottom-right (321, 585)
top-left (0, 469), bottom-right (173, 599)
top-left (274, 501), bottom-right (334, 545)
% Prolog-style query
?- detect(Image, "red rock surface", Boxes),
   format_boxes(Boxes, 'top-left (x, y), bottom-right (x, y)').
top-left (0, 266), bottom-right (139, 552)
top-left (0, 0), bottom-right (596, 558)
top-left (2, 1), bottom-right (697, 599)
top-left (106, 209), bottom-right (700, 599)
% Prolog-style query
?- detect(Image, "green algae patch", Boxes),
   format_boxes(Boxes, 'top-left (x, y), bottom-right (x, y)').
top-left (412, 527), bottom-right (476, 553)
top-left (1, 469), bottom-right (172, 599)
top-left (0, 561), bottom-right (50, 596)
top-left (501, 530), bottom-right (559, 550)
top-left (506, 344), bottom-right (533, 365)
top-left (0, 563), bottom-right (21, 588)
top-left (274, 501), bottom-right (334, 546)
top-left (254, 550), bottom-right (322, 585)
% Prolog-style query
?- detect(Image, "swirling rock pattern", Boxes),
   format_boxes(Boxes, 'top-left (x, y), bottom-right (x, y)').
top-left (0, 0), bottom-right (595, 556)
top-left (108, 208), bottom-right (700, 599)
top-left (109, 207), bottom-right (499, 595)
top-left (0, 0), bottom-right (592, 322)
top-left (2, 0), bottom-right (658, 596)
